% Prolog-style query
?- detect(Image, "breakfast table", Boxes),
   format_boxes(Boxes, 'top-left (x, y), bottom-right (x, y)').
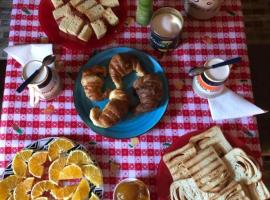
top-left (0, 0), bottom-right (263, 199)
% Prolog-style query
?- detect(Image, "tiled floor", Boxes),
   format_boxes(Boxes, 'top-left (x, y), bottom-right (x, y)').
top-left (0, 0), bottom-right (12, 59)
top-left (242, 0), bottom-right (270, 44)
top-left (241, 0), bottom-right (270, 190)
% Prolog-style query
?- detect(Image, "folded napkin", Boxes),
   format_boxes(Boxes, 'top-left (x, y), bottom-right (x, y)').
top-left (208, 87), bottom-right (266, 121)
top-left (4, 44), bottom-right (53, 66)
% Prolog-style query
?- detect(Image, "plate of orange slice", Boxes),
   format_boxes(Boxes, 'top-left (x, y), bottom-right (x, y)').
top-left (0, 137), bottom-right (103, 200)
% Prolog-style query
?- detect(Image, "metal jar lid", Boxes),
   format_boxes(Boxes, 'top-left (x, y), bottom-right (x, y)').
top-left (150, 7), bottom-right (184, 38)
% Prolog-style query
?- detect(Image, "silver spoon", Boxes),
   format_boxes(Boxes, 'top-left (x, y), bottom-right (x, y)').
top-left (16, 55), bottom-right (56, 93)
top-left (188, 57), bottom-right (242, 76)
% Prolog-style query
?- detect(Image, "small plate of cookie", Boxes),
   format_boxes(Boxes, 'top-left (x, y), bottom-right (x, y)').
top-left (157, 126), bottom-right (270, 200)
top-left (39, 0), bottom-right (127, 50)
top-left (73, 47), bottom-right (169, 138)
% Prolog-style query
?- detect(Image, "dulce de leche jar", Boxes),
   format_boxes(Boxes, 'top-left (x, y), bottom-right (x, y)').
top-left (184, 0), bottom-right (223, 20)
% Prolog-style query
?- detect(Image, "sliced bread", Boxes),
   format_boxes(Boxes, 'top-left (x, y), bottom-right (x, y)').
top-left (100, 0), bottom-right (119, 7)
top-left (53, 3), bottom-right (72, 20)
top-left (91, 19), bottom-right (107, 39)
top-left (163, 143), bottom-right (197, 180)
top-left (76, 0), bottom-right (97, 13)
top-left (189, 126), bottom-right (232, 156)
top-left (185, 146), bottom-right (231, 193)
top-left (103, 8), bottom-right (119, 26)
top-left (51, 0), bottom-right (64, 8)
top-left (223, 148), bottom-right (262, 185)
top-left (78, 24), bottom-right (93, 42)
top-left (211, 181), bottom-right (250, 200)
top-left (85, 4), bottom-right (105, 22)
top-left (70, 0), bottom-right (84, 7)
top-left (59, 15), bottom-right (74, 33)
top-left (248, 180), bottom-right (270, 200)
top-left (67, 15), bottom-right (84, 36)
top-left (170, 178), bottom-right (210, 200)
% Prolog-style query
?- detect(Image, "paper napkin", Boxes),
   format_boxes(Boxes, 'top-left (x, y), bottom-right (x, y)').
top-left (208, 87), bottom-right (266, 121)
top-left (4, 44), bottom-right (53, 66)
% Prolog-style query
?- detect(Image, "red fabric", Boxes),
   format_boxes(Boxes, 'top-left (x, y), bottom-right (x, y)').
top-left (0, 1), bottom-right (261, 199)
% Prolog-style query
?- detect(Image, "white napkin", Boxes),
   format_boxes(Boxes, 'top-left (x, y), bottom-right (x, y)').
top-left (208, 87), bottom-right (266, 121)
top-left (4, 44), bottom-right (53, 66)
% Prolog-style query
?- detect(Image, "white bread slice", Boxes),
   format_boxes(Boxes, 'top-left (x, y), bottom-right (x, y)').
top-left (76, 0), bottom-right (97, 13)
top-left (189, 126), bottom-right (232, 156)
top-left (100, 0), bottom-right (119, 7)
top-left (248, 180), bottom-right (270, 200)
top-left (103, 8), bottom-right (119, 26)
top-left (223, 148), bottom-right (262, 185)
top-left (51, 0), bottom-right (64, 8)
top-left (85, 4), bottom-right (105, 22)
top-left (53, 3), bottom-right (72, 20)
top-left (70, 0), bottom-right (84, 7)
top-left (211, 181), bottom-right (250, 200)
top-left (170, 178), bottom-right (210, 200)
top-left (67, 15), bottom-right (84, 36)
top-left (59, 15), bottom-right (74, 33)
top-left (78, 24), bottom-right (92, 42)
top-left (91, 19), bottom-right (107, 39)
top-left (185, 146), bottom-right (230, 193)
top-left (163, 143), bottom-right (197, 180)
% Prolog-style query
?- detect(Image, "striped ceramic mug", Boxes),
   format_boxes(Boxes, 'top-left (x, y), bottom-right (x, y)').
top-left (192, 58), bottom-right (231, 98)
top-left (22, 60), bottom-right (62, 107)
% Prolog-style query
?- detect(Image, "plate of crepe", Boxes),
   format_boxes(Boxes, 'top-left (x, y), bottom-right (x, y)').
top-left (38, 0), bottom-right (127, 50)
top-left (156, 126), bottom-right (269, 200)
top-left (73, 47), bottom-right (169, 138)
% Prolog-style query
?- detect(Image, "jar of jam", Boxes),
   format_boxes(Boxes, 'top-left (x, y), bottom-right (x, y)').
top-left (113, 178), bottom-right (150, 200)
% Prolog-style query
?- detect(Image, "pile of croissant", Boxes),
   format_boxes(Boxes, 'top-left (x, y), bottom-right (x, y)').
top-left (81, 53), bottom-right (164, 128)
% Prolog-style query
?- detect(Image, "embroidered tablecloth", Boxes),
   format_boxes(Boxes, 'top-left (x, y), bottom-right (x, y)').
top-left (0, 0), bottom-right (262, 199)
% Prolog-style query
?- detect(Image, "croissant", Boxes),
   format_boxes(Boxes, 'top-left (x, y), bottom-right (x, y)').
top-left (133, 74), bottom-right (163, 114)
top-left (81, 66), bottom-right (110, 101)
top-left (90, 89), bottom-right (129, 128)
top-left (109, 53), bottom-right (146, 88)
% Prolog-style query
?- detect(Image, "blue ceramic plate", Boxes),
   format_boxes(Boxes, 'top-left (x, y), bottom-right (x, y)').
top-left (74, 47), bottom-right (169, 139)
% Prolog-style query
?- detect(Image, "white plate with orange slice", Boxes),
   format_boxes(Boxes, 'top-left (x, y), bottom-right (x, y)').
top-left (0, 137), bottom-right (103, 200)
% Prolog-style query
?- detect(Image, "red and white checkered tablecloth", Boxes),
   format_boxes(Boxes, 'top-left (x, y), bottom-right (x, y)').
top-left (0, 0), bottom-right (262, 199)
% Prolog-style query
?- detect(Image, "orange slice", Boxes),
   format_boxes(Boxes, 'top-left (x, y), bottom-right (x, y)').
top-left (13, 177), bottom-right (35, 200)
top-left (59, 164), bottom-right (83, 180)
top-left (33, 198), bottom-right (48, 200)
top-left (67, 150), bottom-right (93, 166)
top-left (7, 196), bottom-right (14, 200)
top-left (31, 180), bottom-right (56, 199)
top-left (48, 156), bottom-right (67, 184)
top-left (12, 149), bottom-right (33, 177)
top-left (81, 164), bottom-right (103, 187)
top-left (48, 138), bottom-right (74, 161)
top-left (89, 193), bottom-right (100, 200)
top-left (51, 185), bottom-right (78, 199)
top-left (0, 175), bottom-right (22, 200)
top-left (28, 151), bottom-right (48, 178)
top-left (71, 179), bottom-right (90, 200)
